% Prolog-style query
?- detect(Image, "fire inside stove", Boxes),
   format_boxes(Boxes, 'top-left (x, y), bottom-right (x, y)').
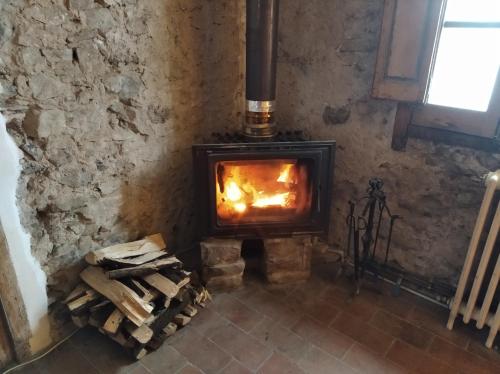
top-left (215, 159), bottom-right (313, 224)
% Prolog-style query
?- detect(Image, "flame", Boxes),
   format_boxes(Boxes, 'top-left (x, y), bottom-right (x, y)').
top-left (252, 192), bottom-right (290, 208)
top-left (234, 203), bottom-right (247, 213)
top-left (277, 164), bottom-right (293, 183)
top-left (226, 181), bottom-right (242, 201)
top-left (216, 160), bottom-right (311, 222)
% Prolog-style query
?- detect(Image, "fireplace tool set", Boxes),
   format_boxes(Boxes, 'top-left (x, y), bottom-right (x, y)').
top-left (346, 178), bottom-right (401, 295)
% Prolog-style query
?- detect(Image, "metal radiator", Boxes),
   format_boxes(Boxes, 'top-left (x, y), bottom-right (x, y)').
top-left (448, 170), bottom-right (500, 348)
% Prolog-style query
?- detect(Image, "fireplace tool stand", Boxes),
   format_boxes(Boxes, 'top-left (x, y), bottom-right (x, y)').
top-left (346, 178), bottom-right (401, 295)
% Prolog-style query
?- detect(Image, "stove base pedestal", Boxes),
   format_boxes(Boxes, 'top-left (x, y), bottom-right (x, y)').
top-left (201, 239), bottom-right (244, 291)
top-left (263, 236), bottom-right (312, 284)
top-left (200, 236), bottom-right (313, 290)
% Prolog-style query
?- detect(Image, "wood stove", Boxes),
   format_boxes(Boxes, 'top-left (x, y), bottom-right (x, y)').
top-left (192, 1), bottom-right (335, 240)
top-left (193, 141), bottom-right (335, 238)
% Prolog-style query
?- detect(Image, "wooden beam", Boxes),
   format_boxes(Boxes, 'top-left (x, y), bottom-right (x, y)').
top-left (0, 224), bottom-right (32, 361)
top-left (391, 102), bottom-right (414, 151)
top-left (408, 125), bottom-right (500, 153)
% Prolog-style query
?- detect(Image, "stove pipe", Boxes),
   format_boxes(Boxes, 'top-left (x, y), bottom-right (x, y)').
top-left (244, 0), bottom-right (280, 140)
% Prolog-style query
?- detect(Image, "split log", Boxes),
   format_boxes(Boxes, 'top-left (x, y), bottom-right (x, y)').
top-left (108, 331), bottom-right (134, 349)
top-left (132, 347), bottom-right (148, 360)
top-left (173, 314), bottom-right (191, 327)
top-left (67, 289), bottom-right (100, 313)
top-left (163, 322), bottom-right (177, 337)
top-left (108, 251), bottom-right (167, 267)
top-left (182, 305), bottom-right (198, 318)
top-left (85, 234), bottom-right (166, 265)
top-left (130, 280), bottom-right (160, 303)
top-left (125, 322), bottom-right (154, 345)
top-left (149, 294), bottom-right (190, 335)
top-left (147, 322), bottom-right (177, 351)
top-left (106, 257), bottom-right (181, 279)
top-left (80, 266), bottom-right (153, 326)
top-left (89, 302), bottom-right (114, 328)
top-left (102, 309), bottom-right (125, 335)
top-left (89, 300), bottom-right (111, 313)
top-left (65, 284), bottom-right (89, 303)
top-left (142, 273), bottom-right (179, 298)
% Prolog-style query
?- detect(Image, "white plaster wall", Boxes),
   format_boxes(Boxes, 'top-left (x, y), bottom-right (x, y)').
top-left (0, 113), bottom-right (51, 353)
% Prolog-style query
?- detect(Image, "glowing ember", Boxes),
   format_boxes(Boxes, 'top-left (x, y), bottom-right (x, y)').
top-left (215, 159), bottom-right (312, 223)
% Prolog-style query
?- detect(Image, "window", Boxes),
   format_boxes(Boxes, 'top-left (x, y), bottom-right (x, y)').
top-left (372, 0), bottom-right (500, 151)
top-left (426, 0), bottom-right (500, 112)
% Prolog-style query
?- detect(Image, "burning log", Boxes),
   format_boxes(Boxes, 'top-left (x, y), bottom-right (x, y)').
top-left (65, 233), bottom-right (210, 359)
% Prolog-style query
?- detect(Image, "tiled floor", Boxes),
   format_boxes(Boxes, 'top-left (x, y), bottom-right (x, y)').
top-left (12, 270), bottom-right (500, 374)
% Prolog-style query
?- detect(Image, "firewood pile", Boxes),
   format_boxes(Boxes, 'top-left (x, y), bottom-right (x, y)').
top-left (64, 234), bottom-right (210, 359)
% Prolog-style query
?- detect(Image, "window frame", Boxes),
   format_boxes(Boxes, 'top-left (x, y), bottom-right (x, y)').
top-left (373, 0), bottom-right (500, 152)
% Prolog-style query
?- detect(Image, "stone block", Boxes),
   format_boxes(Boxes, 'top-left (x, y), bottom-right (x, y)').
top-left (103, 74), bottom-right (142, 100)
top-left (200, 238), bottom-right (242, 266)
top-left (263, 236), bottom-right (312, 284)
top-left (202, 259), bottom-right (245, 279)
top-left (205, 274), bottom-right (243, 291)
top-left (0, 17), bottom-right (12, 47)
top-left (30, 74), bottom-right (69, 100)
top-left (23, 108), bottom-right (65, 139)
top-left (84, 8), bottom-right (116, 32)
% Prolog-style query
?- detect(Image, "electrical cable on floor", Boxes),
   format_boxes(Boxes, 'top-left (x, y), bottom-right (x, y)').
top-left (2, 328), bottom-right (81, 374)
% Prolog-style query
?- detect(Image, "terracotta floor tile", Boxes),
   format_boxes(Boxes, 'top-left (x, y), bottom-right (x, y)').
top-left (291, 316), bottom-right (354, 358)
top-left (428, 336), bottom-right (498, 374)
top-left (241, 290), bottom-right (303, 325)
top-left (213, 295), bottom-right (265, 332)
top-left (291, 276), bottom-right (333, 301)
top-left (466, 339), bottom-right (500, 369)
top-left (376, 290), bottom-right (417, 320)
top-left (297, 345), bottom-right (357, 374)
top-left (407, 304), bottom-right (470, 349)
top-left (322, 283), bottom-right (352, 305)
top-left (258, 352), bottom-right (304, 374)
top-left (323, 287), bottom-right (380, 320)
top-left (386, 339), bottom-right (457, 374)
top-left (220, 359), bottom-right (253, 374)
top-left (209, 324), bottom-right (272, 370)
top-left (189, 306), bottom-right (230, 337)
top-left (35, 342), bottom-right (99, 374)
top-left (251, 317), bottom-right (310, 361)
top-left (12, 364), bottom-right (41, 374)
top-left (127, 364), bottom-right (152, 374)
top-left (69, 327), bottom-right (135, 373)
top-left (170, 327), bottom-right (231, 374)
top-left (343, 343), bottom-right (408, 374)
top-left (140, 344), bottom-right (187, 374)
top-left (370, 309), bottom-right (434, 350)
top-left (331, 311), bottom-right (395, 355)
top-left (289, 295), bottom-right (341, 325)
top-left (177, 364), bottom-right (204, 374)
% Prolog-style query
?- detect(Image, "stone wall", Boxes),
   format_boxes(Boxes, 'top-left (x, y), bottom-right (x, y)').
top-left (1, 0), bottom-right (499, 314)
top-left (277, 0), bottom-right (500, 284)
top-left (0, 0), bottom-right (244, 303)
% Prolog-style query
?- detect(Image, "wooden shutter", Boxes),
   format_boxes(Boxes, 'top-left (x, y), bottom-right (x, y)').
top-left (372, 0), bottom-right (446, 102)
